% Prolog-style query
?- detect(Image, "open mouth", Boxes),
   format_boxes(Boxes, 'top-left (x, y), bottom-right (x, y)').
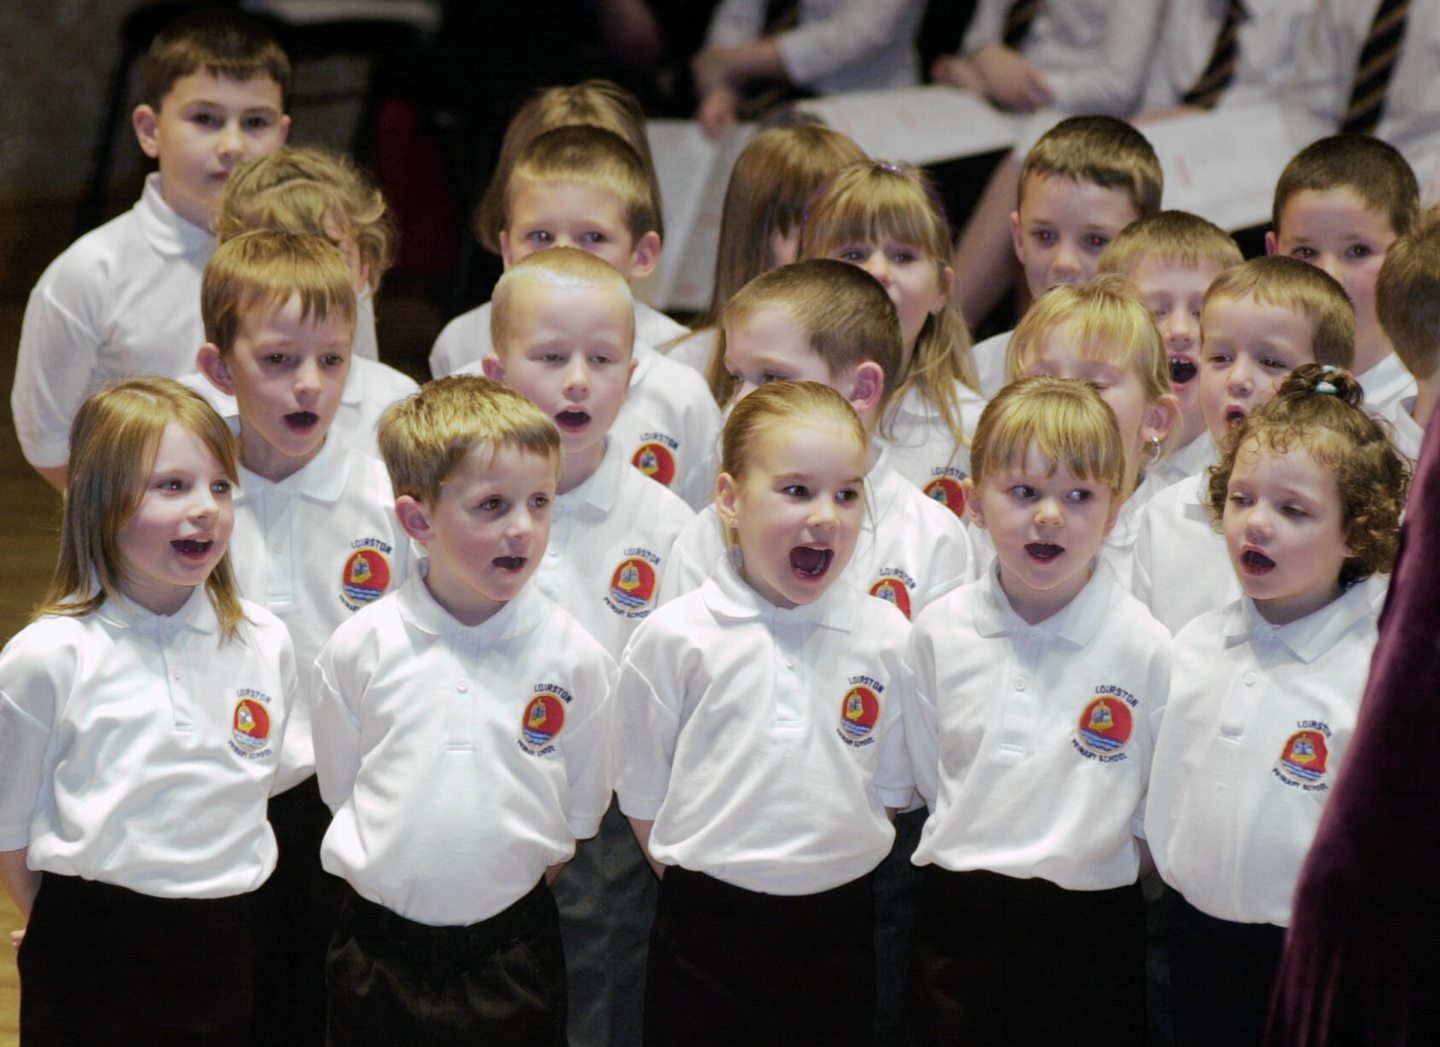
top-left (1224, 405), bottom-right (1248, 428)
top-left (172, 539), bottom-right (213, 559)
top-left (493, 556), bottom-right (527, 571)
top-left (1025, 542), bottom-right (1064, 562)
top-left (1169, 357), bottom-right (1198, 386)
top-left (790, 546), bottom-right (833, 578)
top-left (1240, 549), bottom-right (1275, 574)
top-left (285, 411), bottom-right (319, 430)
top-left (556, 409), bottom-right (590, 432)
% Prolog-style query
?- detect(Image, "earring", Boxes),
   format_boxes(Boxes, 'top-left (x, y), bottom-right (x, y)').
top-left (1146, 434), bottom-right (1163, 465)
top-left (728, 543), bottom-right (745, 569)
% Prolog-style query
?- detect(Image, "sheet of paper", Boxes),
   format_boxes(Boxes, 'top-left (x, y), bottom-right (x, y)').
top-left (1142, 102), bottom-right (1296, 231)
top-left (798, 85), bottom-right (1021, 165)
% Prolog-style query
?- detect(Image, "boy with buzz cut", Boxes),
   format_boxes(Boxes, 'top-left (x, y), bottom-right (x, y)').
top-left (1268, 134), bottom-right (1421, 423)
top-left (193, 229), bottom-right (414, 1045)
top-left (482, 246), bottom-right (694, 1047)
top-left (1376, 203), bottom-right (1440, 463)
top-left (1099, 210), bottom-right (1244, 488)
top-left (314, 374), bottom-right (614, 1045)
top-left (1134, 256), bottom-right (1355, 634)
top-left (971, 115), bottom-right (1163, 398)
top-left (434, 124), bottom-right (721, 511)
top-left (12, 8), bottom-right (291, 491)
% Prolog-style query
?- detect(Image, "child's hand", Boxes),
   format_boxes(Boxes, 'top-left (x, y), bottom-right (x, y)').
top-left (10, 928), bottom-right (23, 949)
top-left (697, 84), bottom-right (741, 140)
top-left (931, 54), bottom-right (986, 95)
top-left (971, 44), bottom-right (1054, 112)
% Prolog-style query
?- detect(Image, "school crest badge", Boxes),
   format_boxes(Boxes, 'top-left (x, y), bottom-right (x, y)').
top-left (1076, 696), bottom-right (1133, 755)
top-left (520, 692), bottom-right (567, 752)
top-left (839, 686), bottom-right (881, 743)
top-left (1276, 729), bottom-right (1330, 786)
top-left (632, 442), bottom-right (677, 486)
top-left (869, 577), bottom-right (913, 620)
top-left (232, 698), bottom-right (272, 752)
top-left (340, 547), bottom-right (391, 609)
top-left (924, 475), bottom-right (966, 517)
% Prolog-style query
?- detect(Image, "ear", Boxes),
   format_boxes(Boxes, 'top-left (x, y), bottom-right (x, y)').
top-left (714, 471), bottom-right (740, 529)
top-left (1140, 393), bottom-right (1180, 448)
top-left (1264, 230), bottom-right (1278, 256)
top-left (481, 354), bottom-right (507, 383)
top-left (963, 478), bottom-right (985, 530)
top-left (132, 104), bottom-right (161, 159)
top-left (1009, 210), bottom-right (1024, 263)
top-left (196, 343), bottom-right (237, 395)
top-left (277, 113), bottom-right (292, 144)
top-left (628, 231), bottom-right (662, 280)
top-left (844, 360), bottom-right (886, 418)
top-left (394, 495), bottom-right (435, 544)
top-left (935, 262), bottom-right (956, 311)
top-left (499, 230), bottom-right (514, 269)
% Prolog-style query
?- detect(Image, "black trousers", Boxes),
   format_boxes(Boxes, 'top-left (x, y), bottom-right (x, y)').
top-left (324, 878), bottom-right (567, 1046)
top-left (909, 866), bottom-right (1146, 1046)
top-left (19, 872), bottom-right (257, 1046)
top-left (645, 866), bottom-right (876, 1047)
top-left (1166, 890), bottom-right (1285, 1047)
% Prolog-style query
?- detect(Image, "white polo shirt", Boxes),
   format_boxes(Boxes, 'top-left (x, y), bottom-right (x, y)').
top-left (1382, 396), bottom-right (1426, 464)
top-left (442, 302), bottom-right (720, 510)
top-left (1146, 585), bottom-right (1378, 926)
top-left (0, 591), bottom-right (293, 898)
top-left (615, 559), bottom-right (913, 895)
top-left (971, 329), bottom-right (1014, 400)
top-left (663, 327), bottom-right (717, 375)
top-left (658, 443), bottom-right (975, 620)
top-left (12, 174), bottom-right (212, 469)
top-left (229, 435), bottom-right (414, 787)
top-left (314, 568), bottom-right (614, 926)
top-left (906, 563), bottom-right (1170, 890)
top-left (1150, 431), bottom-right (1216, 493)
top-left (532, 439), bottom-right (695, 660)
top-left (1358, 352), bottom-right (1418, 428)
top-left (880, 382), bottom-right (988, 521)
top-left (1133, 457), bottom-right (1239, 635)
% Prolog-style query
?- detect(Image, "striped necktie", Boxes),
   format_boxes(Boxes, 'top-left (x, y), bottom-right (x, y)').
top-left (1181, 0), bottom-right (1246, 108)
top-left (1003, 0), bottom-right (1043, 49)
top-left (1343, 0), bottom-right (1411, 135)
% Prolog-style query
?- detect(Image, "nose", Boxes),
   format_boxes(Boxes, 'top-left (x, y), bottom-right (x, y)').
top-left (189, 482), bottom-right (220, 521)
top-left (562, 357), bottom-right (590, 399)
top-left (506, 507), bottom-right (534, 541)
top-left (860, 252), bottom-right (891, 286)
top-left (1227, 357), bottom-right (1255, 394)
top-left (1034, 494), bottom-right (1063, 527)
top-left (1242, 502), bottom-right (1272, 541)
top-left (293, 358), bottom-right (322, 402)
top-left (216, 120), bottom-right (244, 164)
top-left (1050, 239), bottom-right (1082, 281)
top-left (1162, 309), bottom-right (1197, 347)
top-left (808, 495), bottom-right (840, 532)
top-left (1313, 252), bottom-right (1342, 284)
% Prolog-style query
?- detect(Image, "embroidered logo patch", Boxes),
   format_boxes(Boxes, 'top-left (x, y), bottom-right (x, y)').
top-left (869, 577), bottom-right (913, 620)
top-left (1076, 696), bottom-right (1133, 755)
top-left (924, 475), bottom-right (966, 517)
top-left (839, 686), bottom-right (881, 743)
top-left (520, 693), bottom-right (567, 752)
top-left (232, 698), bottom-right (272, 752)
top-left (340, 547), bottom-right (391, 610)
top-left (632, 442), bottom-right (677, 486)
top-left (610, 556), bottom-right (658, 611)
top-left (1275, 728), bottom-right (1331, 787)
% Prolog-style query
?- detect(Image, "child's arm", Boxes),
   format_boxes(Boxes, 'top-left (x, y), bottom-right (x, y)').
top-left (0, 849), bottom-right (38, 919)
top-left (627, 817), bottom-right (665, 880)
top-left (311, 648), bottom-right (363, 815)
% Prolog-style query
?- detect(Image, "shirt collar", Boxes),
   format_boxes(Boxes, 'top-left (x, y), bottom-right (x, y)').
top-left (341, 355), bottom-right (372, 407)
top-left (559, 437), bottom-right (625, 514)
top-left (1224, 582), bottom-right (1375, 663)
top-left (971, 556), bottom-right (1109, 647)
top-left (863, 442), bottom-right (903, 521)
top-left (96, 585), bottom-right (220, 636)
top-left (700, 554), bottom-right (859, 631)
top-left (396, 559), bottom-right (546, 641)
top-left (1358, 352), bottom-right (1415, 407)
top-left (135, 172), bottom-right (215, 260)
top-left (237, 433), bottom-right (349, 505)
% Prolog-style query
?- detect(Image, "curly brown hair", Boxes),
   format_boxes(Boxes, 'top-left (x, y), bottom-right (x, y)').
top-left (1206, 364), bottom-right (1410, 587)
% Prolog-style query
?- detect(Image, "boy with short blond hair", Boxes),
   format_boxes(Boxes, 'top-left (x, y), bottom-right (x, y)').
top-left (972, 115), bottom-right (1163, 397)
top-left (12, 8), bottom-right (291, 490)
top-left (1135, 255), bottom-right (1356, 633)
top-left (315, 373), bottom-right (612, 1044)
top-left (1376, 204), bottom-right (1440, 460)
top-left (198, 145), bottom-right (419, 458)
top-left (431, 125), bottom-right (721, 510)
top-left (194, 228), bottom-right (413, 1045)
top-left (1267, 134), bottom-right (1420, 420)
top-left (481, 246), bottom-right (694, 1047)
top-left (1099, 210), bottom-right (1244, 485)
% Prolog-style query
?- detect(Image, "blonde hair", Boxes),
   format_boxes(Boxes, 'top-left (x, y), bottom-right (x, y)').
top-left (1019, 115), bottom-right (1163, 219)
top-left (477, 80), bottom-right (662, 253)
top-left (970, 376), bottom-right (1128, 499)
top-left (799, 159), bottom-right (978, 446)
top-left (1204, 256), bottom-right (1355, 369)
top-left (36, 378), bottom-right (245, 635)
top-left (214, 146), bottom-right (394, 292)
top-left (490, 247), bottom-right (635, 354)
top-left (504, 125), bottom-right (661, 249)
top-left (378, 375), bottom-right (561, 506)
top-left (1007, 277), bottom-right (1177, 460)
top-left (142, 8), bottom-right (291, 109)
top-left (720, 259), bottom-right (902, 412)
top-left (1273, 134), bottom-right (1420, 239)
top-left (1098, 210), bottom-right (1242, 278)
top-left (1207, 365), bottom-right (1408, 587)
top-left (721, 380), bottom-right (867, 480)
top-left (202, 230), bottom-right (356, 356)
top-left (1377, 204), bottom-right (1440, 381)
